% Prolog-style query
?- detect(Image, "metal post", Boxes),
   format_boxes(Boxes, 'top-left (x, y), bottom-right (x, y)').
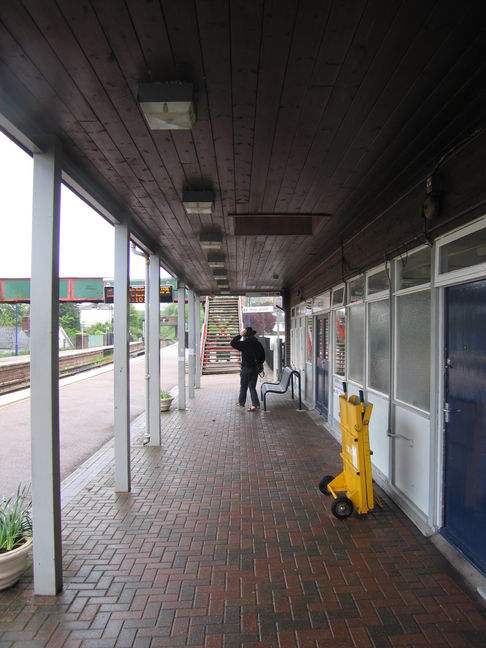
top-left (143, 256), bottom-right (150, 444)
top-left (30, 137), bottom-right (62, 595)
top-left (177, 281), bottom-right (186, 409)
top-left (195, 292), bottom-right (201, 389)
top-left (149, 254), bottom-right (161, 445)
top-left (114, 222), bottom-right (130, 492)
top-left (188, 288), bottom-right (195, 398)
top-left (15, 303), bottom-right (18, 356)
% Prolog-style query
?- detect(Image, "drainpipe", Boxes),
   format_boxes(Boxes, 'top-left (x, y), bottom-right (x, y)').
top-left (131, 243), bottom-right (150, 444)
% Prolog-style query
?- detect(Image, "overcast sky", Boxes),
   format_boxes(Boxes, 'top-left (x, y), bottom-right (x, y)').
top-left (0, 131), bottom-right (164, 281)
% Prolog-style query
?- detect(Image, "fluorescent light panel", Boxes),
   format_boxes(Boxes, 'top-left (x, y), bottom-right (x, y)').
top-left (138, 82), bottom-right (195, 130)
top-left (208, 254), bottom-right (225, 268)
top-left (183, 190), bottom-right (214, 214)
top-left (200, 231), bottom-right (222, 249)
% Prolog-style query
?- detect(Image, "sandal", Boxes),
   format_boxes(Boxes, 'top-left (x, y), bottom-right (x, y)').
top-left (248, 405), bottom-right (260, 412)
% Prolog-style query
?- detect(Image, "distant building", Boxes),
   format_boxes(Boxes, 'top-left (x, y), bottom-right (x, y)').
top-left (78, 303), bottom-right (113, 327)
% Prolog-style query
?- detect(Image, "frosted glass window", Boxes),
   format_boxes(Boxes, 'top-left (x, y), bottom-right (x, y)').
top-left (349, 276), bottom-right (365, 302)
top-left (396, 291), bottom-right (430, 411)
top-left (368, 269), bottom-right (389, 295)
top-left (334, 308), bottom-right (346, 375)
top-left (348, 304), bottom-right (364, 383)
top-left (395, 248), bottom-right (431, 290)
top-left (439, 227), bottom-right (486, 274)
top-left (368, 300), bottom-right (390, 394)
top-left (306, 316), bottom-right (313, 362)
top-left (332, 287), bottom-right (344, 306)
top-left (313, 291), bottom-right (330, 312)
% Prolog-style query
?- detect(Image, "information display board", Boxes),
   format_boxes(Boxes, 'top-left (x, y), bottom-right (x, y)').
top-left (104, 284), bottom-right (173, 304)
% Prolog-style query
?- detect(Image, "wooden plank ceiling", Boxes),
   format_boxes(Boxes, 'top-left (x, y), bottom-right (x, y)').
top-left (0, 0), bottom-right (485, 295)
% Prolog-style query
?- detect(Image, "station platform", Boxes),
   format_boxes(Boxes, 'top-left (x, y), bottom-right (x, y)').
top-left (1, 373), bottom-right (485, 647)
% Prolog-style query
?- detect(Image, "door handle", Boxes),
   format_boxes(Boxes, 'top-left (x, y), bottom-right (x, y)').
top-left (442, 403), bottom-right (461, 423)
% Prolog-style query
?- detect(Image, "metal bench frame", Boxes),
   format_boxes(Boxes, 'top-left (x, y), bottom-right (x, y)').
top-left (260, 366), bottom-right (302, 411)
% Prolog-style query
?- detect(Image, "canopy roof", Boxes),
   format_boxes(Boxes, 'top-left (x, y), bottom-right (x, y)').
top-left (0, 1), bottom-right (485, 294)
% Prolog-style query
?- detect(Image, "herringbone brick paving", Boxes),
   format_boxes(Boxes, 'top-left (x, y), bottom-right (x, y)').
top-left (1, 374), bottom-right (486, 647)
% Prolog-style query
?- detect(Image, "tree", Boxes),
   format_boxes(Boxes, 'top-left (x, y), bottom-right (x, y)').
top-left (243, 311), bottom-right (276, 336)
top-left (85, 322), bottom-right (109, 335)
top-left (0, 304), bottom-right (28, 327)
top-left (129, 305), bottom-right (144, 341)
top-left (59, 303), bottom-right (80, 339)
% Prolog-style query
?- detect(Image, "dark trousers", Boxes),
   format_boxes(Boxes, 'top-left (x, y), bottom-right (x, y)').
top-left (238, 365), bottom-right (260, 407)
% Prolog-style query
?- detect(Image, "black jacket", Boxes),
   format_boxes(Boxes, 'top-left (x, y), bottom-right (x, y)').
top-left (231, 334), bottom-right (265, 369)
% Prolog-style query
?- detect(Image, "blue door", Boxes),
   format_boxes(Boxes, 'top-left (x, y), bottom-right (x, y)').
top-left (442, 279), bottom-right (486, 575)
top-left (315, 315), bottom-right (329, 418)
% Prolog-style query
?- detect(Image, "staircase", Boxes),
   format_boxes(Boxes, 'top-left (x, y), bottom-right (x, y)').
top-left (201, 296), bottom-right (241, 375)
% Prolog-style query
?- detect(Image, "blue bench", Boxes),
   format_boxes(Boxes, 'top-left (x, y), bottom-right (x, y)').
top-left (260, 366), bottom-right (302, 412)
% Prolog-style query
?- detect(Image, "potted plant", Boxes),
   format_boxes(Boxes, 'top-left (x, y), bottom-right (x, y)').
top-left (0, 484), bottom-right (33, 590)
top-left (160, 390), bottom-right (174, 412)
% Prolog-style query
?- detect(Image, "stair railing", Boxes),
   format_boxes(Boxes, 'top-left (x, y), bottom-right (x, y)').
top-left (238, 296), bottom-right (244, 333)
top-left (200, 296), bottom-right (209, 373)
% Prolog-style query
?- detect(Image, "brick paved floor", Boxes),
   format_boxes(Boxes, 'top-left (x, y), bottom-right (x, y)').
top-left (1, 374), bottom-right (486, 647)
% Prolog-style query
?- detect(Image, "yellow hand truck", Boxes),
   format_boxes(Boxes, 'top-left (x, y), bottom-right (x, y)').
top-left (319, 383), bottom-right (380, 519)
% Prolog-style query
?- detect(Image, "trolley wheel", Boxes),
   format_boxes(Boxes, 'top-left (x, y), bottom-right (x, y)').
top-left (331, 496), bottom-right (354, 520)
top-left (318, 475), bottom-right (334, 496)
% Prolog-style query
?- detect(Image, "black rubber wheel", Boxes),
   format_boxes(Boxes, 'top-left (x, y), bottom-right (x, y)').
top-left (318, 475), bottom-right (334, 496)
top-left (331, 496), bottom-right (354, 520)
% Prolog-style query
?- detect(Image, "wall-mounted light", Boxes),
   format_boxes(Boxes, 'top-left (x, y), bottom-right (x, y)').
top-left (138, 82), bottom-right (195, 130)
top-left (183, 190), bottom-right (214, 215)
top-left (423, 173), bottom-right (442, 221)
top-left (207, 254), bottom-right (225, 268)
top-left (199, 231), bottom-right (222, 250)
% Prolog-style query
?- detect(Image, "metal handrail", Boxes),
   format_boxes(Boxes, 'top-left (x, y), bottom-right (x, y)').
top-left (199, 296), bottom-right (209, 373)
top-left (238, 295), bottom-right (244, 332)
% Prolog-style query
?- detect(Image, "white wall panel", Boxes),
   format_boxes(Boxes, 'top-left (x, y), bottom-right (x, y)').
top-left (394, 406), bottom-right (430, 515)
top-left (367, 391), bottom-right (390, 478)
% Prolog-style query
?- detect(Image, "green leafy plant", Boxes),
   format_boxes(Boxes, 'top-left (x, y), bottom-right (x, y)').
top-left (160, 390), bottom-right (172, 399)
top-left (0, 484), bottom-right (32, 553)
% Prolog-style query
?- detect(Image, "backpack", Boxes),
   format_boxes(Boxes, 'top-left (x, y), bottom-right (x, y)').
top-left (255, 340), bottom-right (265, 377)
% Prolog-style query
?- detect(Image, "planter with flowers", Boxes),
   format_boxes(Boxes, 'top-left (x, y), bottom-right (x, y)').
top-left (160, 390), bottom-right (174, 412)
top-left (0, 484), bottom-right (33, 590)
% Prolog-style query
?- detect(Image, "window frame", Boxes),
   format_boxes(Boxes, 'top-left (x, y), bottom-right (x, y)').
top-left (434, 215), bottom-right (486, 287)
top-left (394, 245), bottom-right (432, 293)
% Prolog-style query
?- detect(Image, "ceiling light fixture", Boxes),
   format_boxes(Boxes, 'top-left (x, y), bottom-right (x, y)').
top-left (213, 268), bottom-right (227, 278)
top-left (199, 231), bottom-right (222, 249)
top-left (207, 254), bottom-right (225, 268)
top-left (138, 82), bottom-right (195, 130)
top-left (183, 190), bottom-right (215, 215)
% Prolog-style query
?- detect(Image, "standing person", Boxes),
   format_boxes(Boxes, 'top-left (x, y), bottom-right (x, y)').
top-left (231, 326), bottom-right (265, 411)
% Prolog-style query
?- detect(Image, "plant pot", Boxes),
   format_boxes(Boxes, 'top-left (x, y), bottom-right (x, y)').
top-left (160, 397), bottom-right (174, 412)
top-left (0, 537), bottom-right (33, 590)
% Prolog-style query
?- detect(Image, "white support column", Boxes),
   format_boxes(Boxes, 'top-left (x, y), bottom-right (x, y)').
top-left (143, 256), bottom-right (150, 444)
top-left (195, 293), bottom-right (201, 389)
top-left (177, 281), bottom-right (186, 409)
top-left (149, 254), bottom-right (161, 445)
top-left (188, 288), bottom-right (195, 398)
top-left (30, 137), bottom-right (62, 595)
top-left (114, 223), bottom-right (130, 492)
